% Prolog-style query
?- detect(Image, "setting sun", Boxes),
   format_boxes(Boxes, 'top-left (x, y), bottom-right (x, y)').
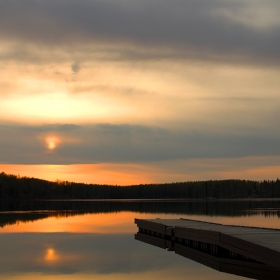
top-left (45, 136), bottom-right (61, 151)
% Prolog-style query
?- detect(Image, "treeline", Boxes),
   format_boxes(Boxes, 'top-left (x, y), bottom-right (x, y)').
top-left (0, 172), bottom-right (280, 199)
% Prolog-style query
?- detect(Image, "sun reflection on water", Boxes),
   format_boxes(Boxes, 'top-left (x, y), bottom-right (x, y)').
top-left (45, 248), bottom-right (59, 262)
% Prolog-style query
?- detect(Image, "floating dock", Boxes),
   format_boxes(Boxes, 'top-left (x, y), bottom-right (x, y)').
top-left (135, 218), bottom-right (280, 280)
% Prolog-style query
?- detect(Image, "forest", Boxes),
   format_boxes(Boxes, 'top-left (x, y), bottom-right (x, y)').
top-left (0, 172), bottom-right (280, 199)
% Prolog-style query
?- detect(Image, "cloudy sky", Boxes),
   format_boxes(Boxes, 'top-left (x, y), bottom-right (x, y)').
top-left (0, 0), bottom-right (280, 184)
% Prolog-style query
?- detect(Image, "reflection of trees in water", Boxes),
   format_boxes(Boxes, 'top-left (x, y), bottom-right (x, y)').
top-left (0, 213), bottom-right (48, 228)
top-left (1, 200), bottom-right (280, 228)
top-left (246, 209), bottom-right (280, 217)
top-left (0, 210), bottom-right (85, 228)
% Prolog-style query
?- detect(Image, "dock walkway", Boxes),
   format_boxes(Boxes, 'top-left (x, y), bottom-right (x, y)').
top-left (135, 218), bottom-right (280, 278)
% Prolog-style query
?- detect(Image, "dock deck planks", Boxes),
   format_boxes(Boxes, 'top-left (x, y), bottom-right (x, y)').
top-left (135, 218), bottom-right (280, 268)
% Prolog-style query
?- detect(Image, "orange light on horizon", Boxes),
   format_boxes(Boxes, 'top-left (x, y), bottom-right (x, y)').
top-left (0, 157), bottom-right (280, 186)
top-left (0, 163), bottom-right (153, 185)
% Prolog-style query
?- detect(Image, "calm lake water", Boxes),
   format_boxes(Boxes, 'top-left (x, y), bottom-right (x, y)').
top-left (1, 199), bottom-right (280, 280)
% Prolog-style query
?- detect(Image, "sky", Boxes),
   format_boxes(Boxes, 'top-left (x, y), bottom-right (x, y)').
top-left (0, 0), bottom-right (280, 185)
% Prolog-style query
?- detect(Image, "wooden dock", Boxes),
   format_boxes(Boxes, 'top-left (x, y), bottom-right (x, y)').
top-left (135, 218), bottom-right (280, 279)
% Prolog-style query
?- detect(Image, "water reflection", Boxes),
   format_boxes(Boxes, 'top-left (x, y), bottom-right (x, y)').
top-left (0, 200), bottom-right (280, 279)
top-left (135, 231), bottom-right (280, 280)
top-left (0, 232), bottom-right (244, 280)
top-left (1, 199), bottom-right (280, 231)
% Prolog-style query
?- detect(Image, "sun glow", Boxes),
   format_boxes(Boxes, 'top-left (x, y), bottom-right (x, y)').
top-left (45, 136), bottom-right (61, 150)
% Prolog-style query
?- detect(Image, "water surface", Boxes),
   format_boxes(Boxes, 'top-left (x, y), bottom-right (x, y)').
top-left (1, 199), bottom-right (280, 279)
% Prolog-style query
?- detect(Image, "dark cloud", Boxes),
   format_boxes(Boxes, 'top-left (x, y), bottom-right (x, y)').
top-left (0, 123), bottom-right (280, 164)
top-left (0, 0), bottom-right (279, 66)
top-left (71, 62), bottom-right (80, 73)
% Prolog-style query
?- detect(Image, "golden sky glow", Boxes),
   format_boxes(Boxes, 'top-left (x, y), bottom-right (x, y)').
top-left (0, 156), bottom-right (279, 186)
top-left (0, 0), bottom-right (280, 183)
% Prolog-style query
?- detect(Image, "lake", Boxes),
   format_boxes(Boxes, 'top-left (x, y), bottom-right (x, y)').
top-left (1, 199), bottom-right (280, 280)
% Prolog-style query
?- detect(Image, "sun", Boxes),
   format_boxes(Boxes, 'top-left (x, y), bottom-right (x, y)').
top-left (45, 136), bottom-right (61, 151)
